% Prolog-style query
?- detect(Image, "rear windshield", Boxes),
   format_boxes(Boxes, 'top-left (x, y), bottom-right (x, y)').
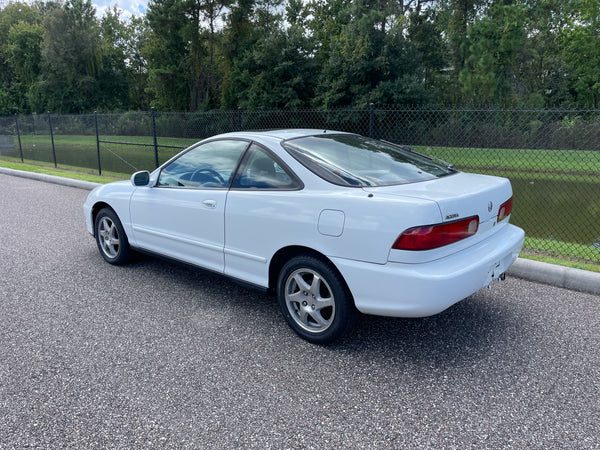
top-left (282, 134), bottom-right (456, 187)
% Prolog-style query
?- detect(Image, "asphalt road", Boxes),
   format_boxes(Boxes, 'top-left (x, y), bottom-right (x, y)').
top-left (1, 173), bottom-right (599, 449)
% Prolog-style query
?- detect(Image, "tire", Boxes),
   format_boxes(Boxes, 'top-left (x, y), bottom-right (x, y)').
top-left (94, 207), bottom-right (131, 265)
top-left (277, 255), bottom-right (357, 344)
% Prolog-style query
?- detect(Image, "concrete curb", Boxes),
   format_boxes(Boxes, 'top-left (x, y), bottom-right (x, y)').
top-left (0, 166), bottom-right (101, 191)
top-left (507, 258), bottom-right (600, 296)
top-left (2, 166), bottom-right (599, 296)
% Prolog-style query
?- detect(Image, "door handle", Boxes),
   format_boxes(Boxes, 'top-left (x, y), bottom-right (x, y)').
top-left (202, 200), bottom-right (217, 209)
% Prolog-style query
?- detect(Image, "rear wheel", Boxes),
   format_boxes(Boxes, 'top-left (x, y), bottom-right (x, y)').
top-left (277, 255), bottom-right (357, 344)
top-left (94, 208), bottom-right (131, 265)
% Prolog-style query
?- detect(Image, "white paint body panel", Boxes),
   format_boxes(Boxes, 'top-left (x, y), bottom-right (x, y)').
top-left (318, 209), bottom-right (345, 237)
top-left (129, 186), bottom-right (227, 273)
top-left (84, 129), bottom-right (525, 318)
top-left (334, 223), bottom-right (524, 317)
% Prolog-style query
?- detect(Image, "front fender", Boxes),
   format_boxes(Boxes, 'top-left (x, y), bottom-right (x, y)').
top-left (83, 181), bottom-right (135, 242)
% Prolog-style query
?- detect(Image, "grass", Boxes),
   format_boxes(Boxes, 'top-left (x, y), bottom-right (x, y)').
top-left (21, 134), bottom-right (196, 151)
top-left (413, 145), bottom-right (600, 181)
top-left (12, 134), bottom-right (600, 174)
top-left (520, 253), bottom-right (600, 273)
top-left (9, 134), bottom-right (600, 181)
top-left (0, 158), bottom-right (128, 183)
top-left (21, 133), bottom-right (195, 145)
top-left (12, 134), bottom-right (191, 173)
top-left (522, 236), bottom-right (600, 271)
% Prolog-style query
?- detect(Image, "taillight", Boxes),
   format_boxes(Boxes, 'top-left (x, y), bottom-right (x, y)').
top-left (393, 216), bottom-right (479, 251)
top-left (497, 197), bottom-right (513, 222)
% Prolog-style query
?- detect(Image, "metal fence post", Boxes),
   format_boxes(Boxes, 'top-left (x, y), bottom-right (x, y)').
top-left (238, 107), bottom-right (243, 131)
top-left (15, 115), bottom-right (23, 163)
top-left (94, 111), bottom-right (102, 176)
top-left (48, 111), bottom-right (57, 168)
top-left (369, 103), bottom-right (375, 138)
top-left (151, 107), bottom-right (159, 168)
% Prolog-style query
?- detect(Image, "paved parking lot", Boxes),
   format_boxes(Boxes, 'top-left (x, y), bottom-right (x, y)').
top-left (1, 173), bottom-right (599, 448)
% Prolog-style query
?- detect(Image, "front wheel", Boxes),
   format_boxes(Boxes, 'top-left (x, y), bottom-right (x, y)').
top-left (277, 255), bottom-right (357, 344)
top-left (94, 207), bottom-right (131, 265)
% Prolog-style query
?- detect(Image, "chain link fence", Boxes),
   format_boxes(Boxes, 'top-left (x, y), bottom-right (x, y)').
top-left (1, 107), bottom-right (599, 265)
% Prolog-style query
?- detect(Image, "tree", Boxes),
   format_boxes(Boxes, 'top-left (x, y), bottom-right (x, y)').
top-left (226, 28), bottom-right (317, 108)
top-left (435, 0), bottom-right (482, 104)
top-left (458, 1), bottom-right (530, 106)
top-left (143, 0), bottom-right (191, 110)
top-left (4, 21), bottom-right (43, 112)
top-left (0, 2), bottom-right (43, 113)
top-left (313, 0), bottom-right (435, 108)
top-left (407, 9), bottom-right (448, 101)
top-left (5, 21), bottom-right (43, 86)
top-left (516, 0), bottom-right (574, 106)
top-left (254, 0), bottom-right (284, 35)
top-left (100, 7), bottom-right (149, 110)
top-left (144, 0), bottom-right (232, 110)
top-left (194, 0), bottom-right (232, 110)
top-left (560, 0), bottom-right (600, 106)
top-left (220, 0), bottom-right (255, 107)
top-left (35, 0), bottom-right (102, 112)
top-left (222, 0), bottom-right (317, 108)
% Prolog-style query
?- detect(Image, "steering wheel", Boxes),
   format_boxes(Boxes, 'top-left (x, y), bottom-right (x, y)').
top-left (190, 168), bottom-right (225, 185)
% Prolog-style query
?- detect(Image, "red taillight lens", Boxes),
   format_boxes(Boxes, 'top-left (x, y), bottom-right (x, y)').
top-left (393, 216), bottom-right (479, 251)
top-left (497, 197), bottom-right (513, 222)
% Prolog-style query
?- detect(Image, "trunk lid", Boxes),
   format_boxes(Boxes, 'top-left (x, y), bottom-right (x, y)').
top-left (364, 172), bottom-right (514, 263)
top-left (365, 172), bottom-right (512, 225)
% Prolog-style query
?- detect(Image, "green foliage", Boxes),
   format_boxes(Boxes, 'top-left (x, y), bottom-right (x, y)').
top-left (0, 3), bottom-right (42, 113)
top-left (113, 111), bottom-right (151, 135)
top-left (224, 21), bottom-right (317, 108)
top-left (458, 2), bottom-right (529, 106)
top-left (99, 8), bottom-right (148, 111)
top-left (1, 0), bottom-right (600, 112)
top-left (559, 0), bottom-right (600, 107)
top-left (34, 0), bottom-right (102, 112)
top-left (142, 0), bottom-right (190, 110)
top-left (312, 0), bottom-right (439, 108)
top-left (5, 21), bottom-right (43, 86)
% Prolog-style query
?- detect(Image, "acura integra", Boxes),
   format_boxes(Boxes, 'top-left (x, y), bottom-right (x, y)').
top-left (84, 129), bottom-right (524, 343)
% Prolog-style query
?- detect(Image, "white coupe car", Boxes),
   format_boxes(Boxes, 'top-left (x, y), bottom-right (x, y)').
top-left (84, 129), bottom-right (524, 343)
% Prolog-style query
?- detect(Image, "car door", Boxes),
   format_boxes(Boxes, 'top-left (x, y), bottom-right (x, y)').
top-left (224, 143), bottom-right (303, 286)
top-left (130, 139), bottom-right (249, 273)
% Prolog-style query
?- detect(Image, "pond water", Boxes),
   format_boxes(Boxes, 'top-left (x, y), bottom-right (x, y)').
top-left (510, 176), bottom-right (600, 246)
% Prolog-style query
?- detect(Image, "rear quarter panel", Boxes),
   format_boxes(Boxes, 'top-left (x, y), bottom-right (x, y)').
top-left (223, 187), bottom-right (442, 286)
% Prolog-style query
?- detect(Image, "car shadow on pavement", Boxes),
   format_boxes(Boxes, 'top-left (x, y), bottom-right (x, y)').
top-left (333, 287), bottom-right (521, 368)
top-left (95, 250), bottom-right (521, 368)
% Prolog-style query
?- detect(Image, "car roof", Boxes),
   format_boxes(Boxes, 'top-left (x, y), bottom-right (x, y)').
top-left (215, 129), bottom-right (354, 141)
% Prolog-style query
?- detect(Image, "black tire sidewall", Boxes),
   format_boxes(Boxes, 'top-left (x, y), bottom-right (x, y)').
top-left (94, 208), bottom-right (130, 265)
top-left (277, 255), bottom-right (356, 344)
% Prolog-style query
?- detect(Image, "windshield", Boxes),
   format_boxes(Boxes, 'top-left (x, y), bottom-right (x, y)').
top-left (282, 134), bottom-right (456, 187)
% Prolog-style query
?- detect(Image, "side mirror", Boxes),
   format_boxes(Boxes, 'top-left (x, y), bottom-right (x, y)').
top-left (131, 170), bottom-right (150, 187)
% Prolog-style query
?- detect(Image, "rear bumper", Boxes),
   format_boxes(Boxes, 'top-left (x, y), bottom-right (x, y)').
top-left (331, 224), bottom-right (525, 318)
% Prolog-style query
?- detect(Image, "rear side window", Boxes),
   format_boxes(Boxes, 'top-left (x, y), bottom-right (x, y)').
top-left (282, 134), bottom-right (456, 187)
top-left (232, 144), bottom-right (301, 190)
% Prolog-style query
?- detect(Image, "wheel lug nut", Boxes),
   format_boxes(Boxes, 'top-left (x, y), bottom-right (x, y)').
top-left (302, 301), bottom-right (307, 306)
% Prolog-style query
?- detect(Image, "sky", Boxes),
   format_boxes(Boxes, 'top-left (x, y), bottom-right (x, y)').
top-left (93, 0), bottom-right (147, 19)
